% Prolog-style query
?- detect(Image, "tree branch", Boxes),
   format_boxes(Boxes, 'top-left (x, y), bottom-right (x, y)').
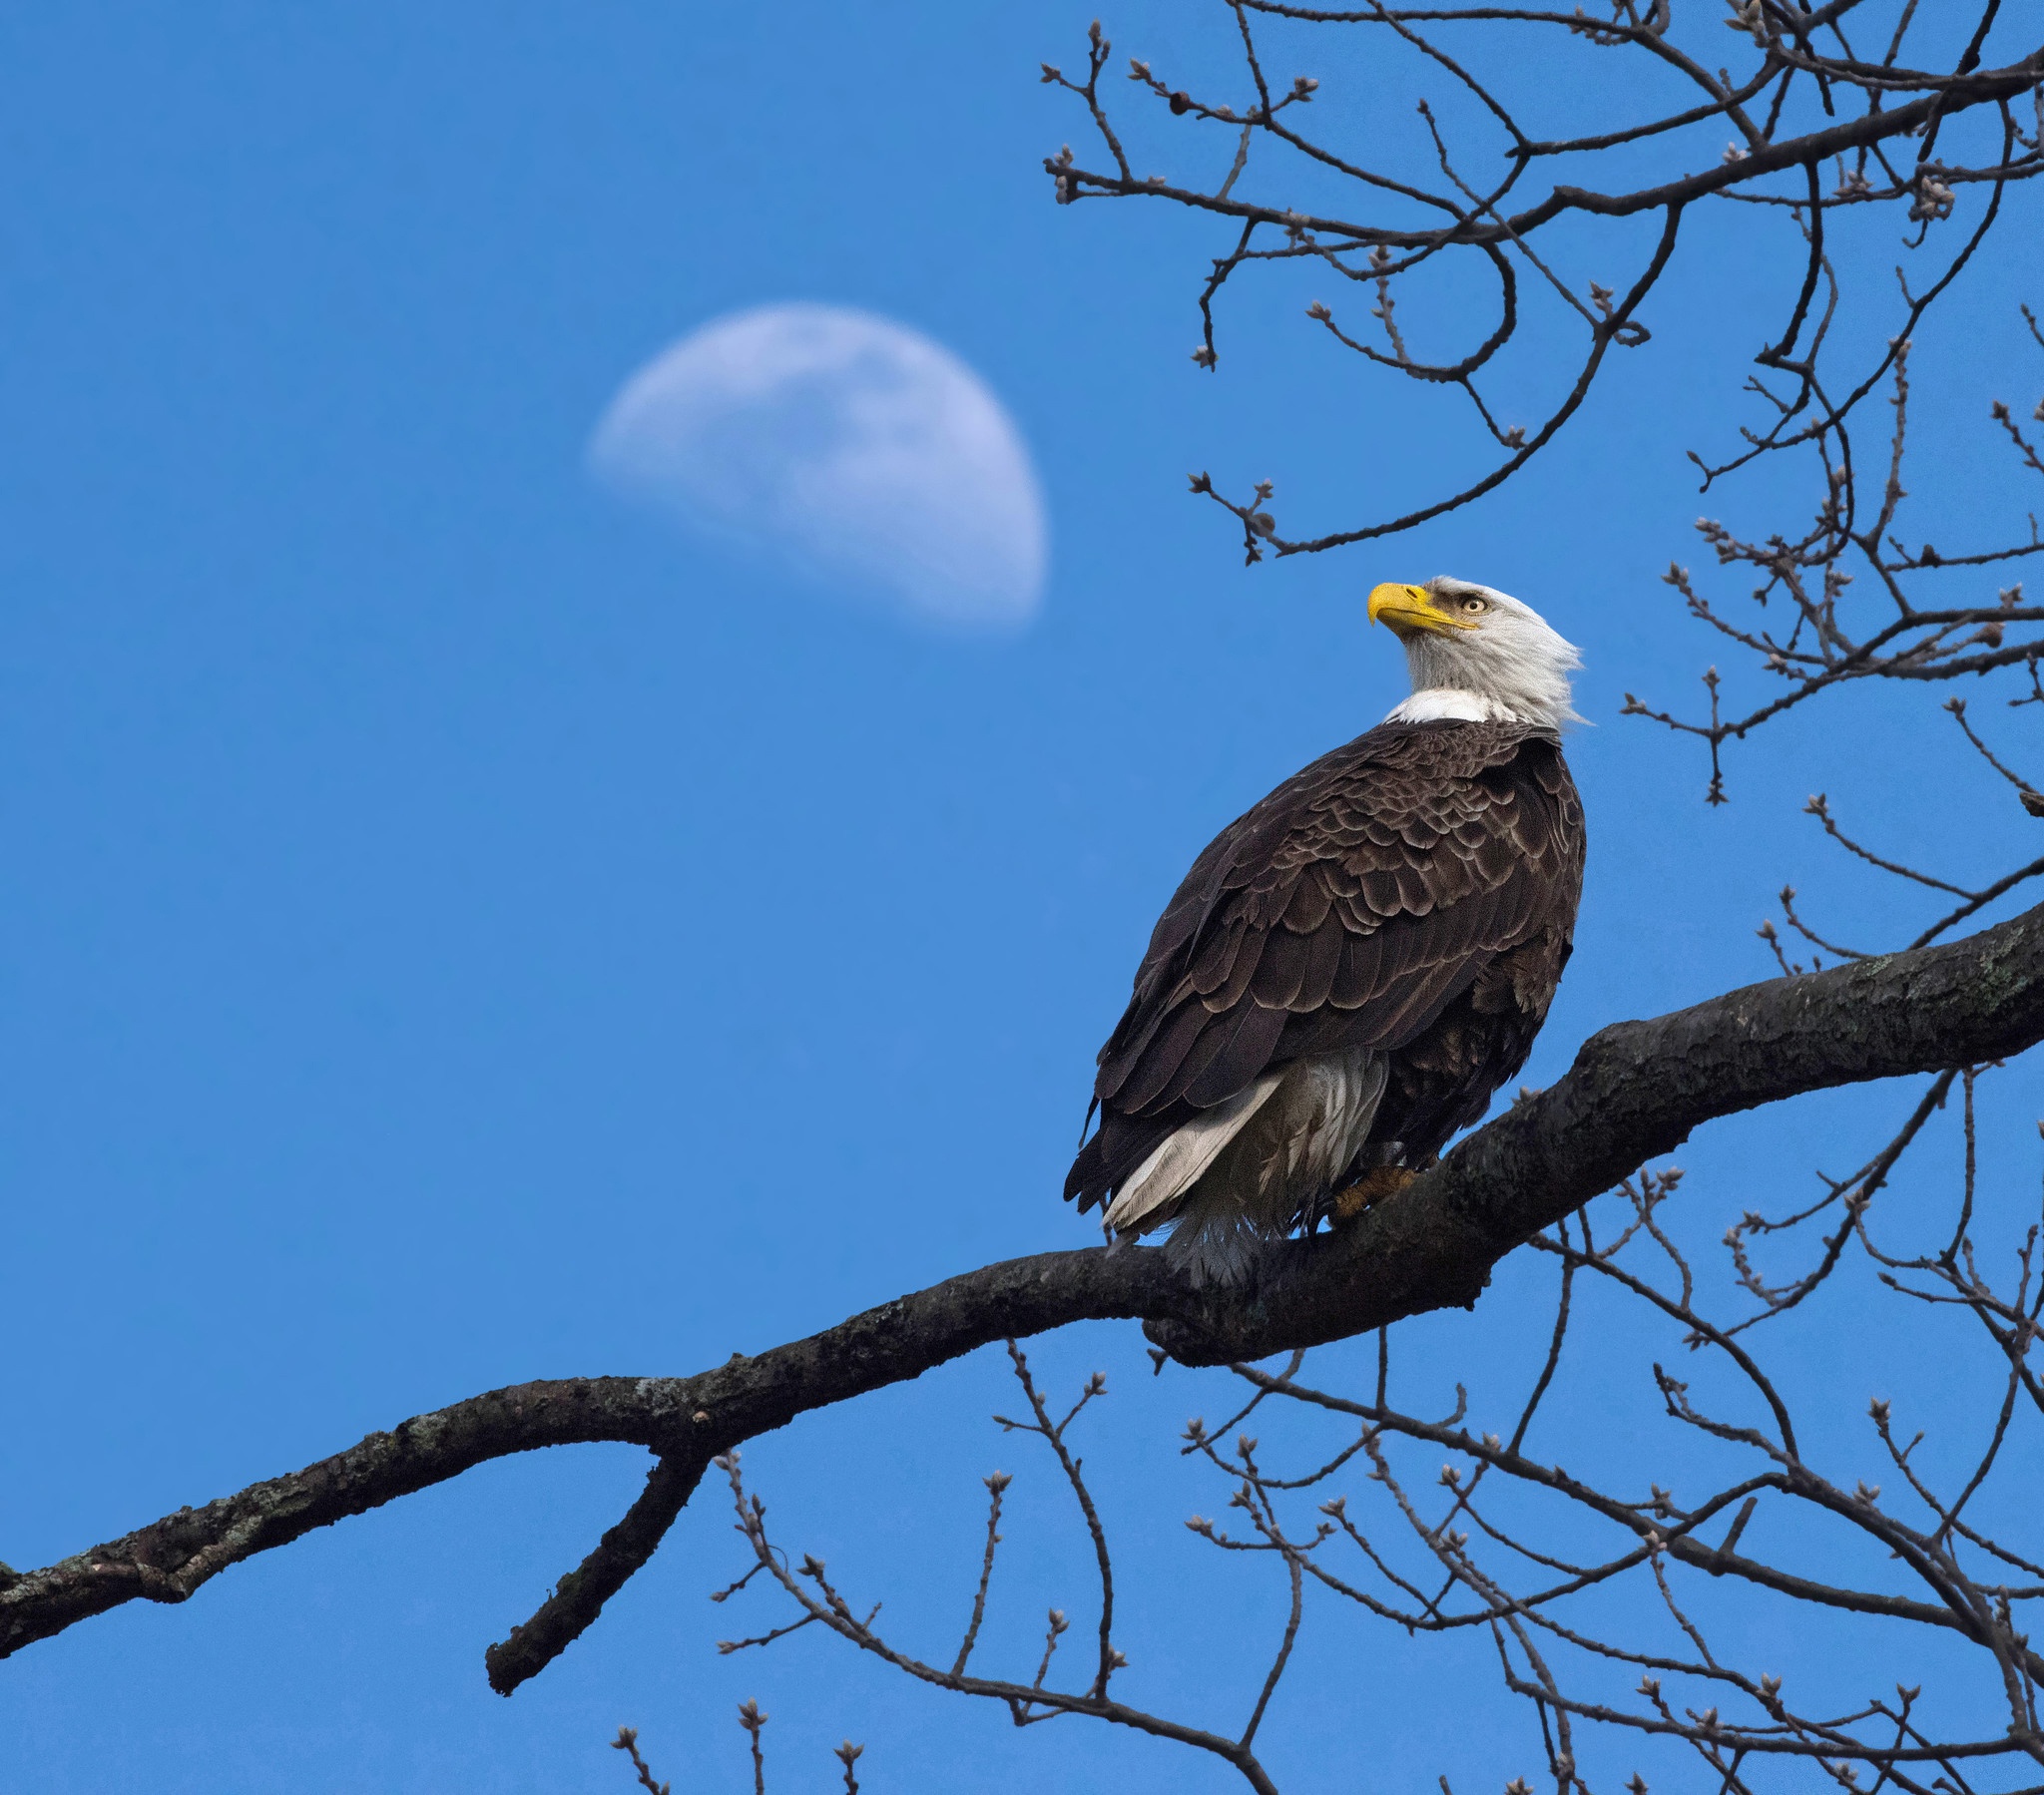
top-left (8, 897), bottom-right (2044, 1690)
top-left (1059, 5), bottom-right (2043, 555)
top-left (483, 1452), bottom-right (711, 1695)
top-left (1059, 51), bottom-right (2043, 242)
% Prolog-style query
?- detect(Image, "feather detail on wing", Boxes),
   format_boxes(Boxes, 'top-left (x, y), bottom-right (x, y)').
top-left (1066, 719), bottom-right (1585, 1213)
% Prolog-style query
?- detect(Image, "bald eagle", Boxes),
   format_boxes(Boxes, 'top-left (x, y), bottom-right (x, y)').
top-left (1066, 577), bottom-right (1586, 1283)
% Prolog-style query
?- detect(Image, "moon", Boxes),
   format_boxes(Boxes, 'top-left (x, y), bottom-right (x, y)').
top-left (588, 303), bottom-right (1049, 634)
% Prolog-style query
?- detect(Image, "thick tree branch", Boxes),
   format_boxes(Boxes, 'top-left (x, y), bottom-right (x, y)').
top-left (7, 897), bottom-right (2044, 1691)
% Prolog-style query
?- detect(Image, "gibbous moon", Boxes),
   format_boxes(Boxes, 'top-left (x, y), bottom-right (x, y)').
top-left (589, 303), bottom-right (1049, 634)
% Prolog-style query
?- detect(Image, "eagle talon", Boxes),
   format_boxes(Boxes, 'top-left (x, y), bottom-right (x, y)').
top-left (1331, 1166), bottom-right (1418, 1224)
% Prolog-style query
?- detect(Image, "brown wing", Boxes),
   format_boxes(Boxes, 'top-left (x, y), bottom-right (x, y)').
top-left (1065, 719), bottom-right (1584, 1211)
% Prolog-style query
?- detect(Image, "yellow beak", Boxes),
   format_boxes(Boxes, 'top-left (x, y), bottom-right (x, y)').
top-left (1367, 581), bottom-right (1471, 638)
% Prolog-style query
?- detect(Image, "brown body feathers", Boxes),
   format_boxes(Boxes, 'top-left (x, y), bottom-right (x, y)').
top-left (1066, 718), bottom-right (1585, 1242)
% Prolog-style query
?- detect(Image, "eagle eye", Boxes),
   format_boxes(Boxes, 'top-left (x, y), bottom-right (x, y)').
top-left (1459, 595), bottom-right (1488, 615)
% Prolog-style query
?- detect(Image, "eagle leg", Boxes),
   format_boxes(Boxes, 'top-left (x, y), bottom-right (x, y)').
top-left (1330, 1164), bottom-right (1418, 1224)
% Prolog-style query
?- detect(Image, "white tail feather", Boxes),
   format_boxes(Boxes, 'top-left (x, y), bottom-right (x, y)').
top-left (1104, 1073), bottom-right (1283, 1235)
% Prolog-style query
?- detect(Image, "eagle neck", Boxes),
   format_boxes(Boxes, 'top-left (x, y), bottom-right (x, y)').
top-left (1396, 621), bottom-right (1581, 729)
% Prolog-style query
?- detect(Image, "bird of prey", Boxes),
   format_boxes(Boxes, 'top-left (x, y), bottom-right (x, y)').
top-left (1066, 577), bottom-right (1586, 1283)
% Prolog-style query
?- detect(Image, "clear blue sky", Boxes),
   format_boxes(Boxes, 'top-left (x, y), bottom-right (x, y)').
top-left (4, 6), bottom-right (2039, 1792)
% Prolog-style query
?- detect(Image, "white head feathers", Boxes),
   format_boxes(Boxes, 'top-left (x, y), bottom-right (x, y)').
top-left (1369, 576), bottom-right (1583, 730)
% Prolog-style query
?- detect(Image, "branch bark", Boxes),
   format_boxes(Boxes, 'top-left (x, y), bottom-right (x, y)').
top-left (8, 897), bottom-right (2044, 1690)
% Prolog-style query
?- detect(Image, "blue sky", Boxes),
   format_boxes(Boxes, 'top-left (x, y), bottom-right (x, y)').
top-left (4, 6), bottom-right (2041, 1792)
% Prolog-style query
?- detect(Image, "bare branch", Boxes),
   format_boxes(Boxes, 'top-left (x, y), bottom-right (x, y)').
top-left (1044, 5), bottom-right (2042, 549)
top-left (8, 898), bottom-right (2044, 1685)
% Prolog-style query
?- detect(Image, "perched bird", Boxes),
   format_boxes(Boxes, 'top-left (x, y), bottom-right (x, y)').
top-left (1066, 576), bottom-right (1586, 1283)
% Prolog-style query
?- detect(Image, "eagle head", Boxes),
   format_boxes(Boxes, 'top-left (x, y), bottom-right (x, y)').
top-left (1368, 576), bottom-right (1582, 730)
